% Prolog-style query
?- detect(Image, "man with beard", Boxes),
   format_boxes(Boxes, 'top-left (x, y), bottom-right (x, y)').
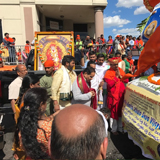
top-left (51, 55), bottom-right (77, 112)
top-left (80, 51), bottom-right (97, 68)
top-left (40, 60), bottom-right (55, 115)
top-left (96, 54), bottom-right (110, 109)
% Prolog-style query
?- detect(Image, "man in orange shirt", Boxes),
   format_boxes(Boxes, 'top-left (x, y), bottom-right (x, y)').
top-left (25, 40), bottom-right (31, 56)
top-left (104, 57), bottom-right (128, 135)
top-left (125, 35), bottom-right (129, 45)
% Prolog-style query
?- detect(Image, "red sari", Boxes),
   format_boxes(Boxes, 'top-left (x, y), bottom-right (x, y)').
top-left (104, 68), bottom-right (128, 120)
top-left (77, 72), bottom-right (97, 109)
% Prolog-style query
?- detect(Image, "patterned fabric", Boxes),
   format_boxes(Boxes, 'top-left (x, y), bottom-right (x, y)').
top-left (37, 118), bottom-right (53, 152)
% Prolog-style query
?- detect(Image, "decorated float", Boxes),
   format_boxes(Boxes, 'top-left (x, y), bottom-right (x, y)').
top-left (122, 0), bottom-right (160, 159)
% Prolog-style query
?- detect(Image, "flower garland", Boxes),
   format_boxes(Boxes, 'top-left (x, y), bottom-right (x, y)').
top-left (68, 36), bottom-right (73, 55)
top-left (148, 72), bottom-right (160, 85)
top-left (35, 37), bottom-right (45, 64)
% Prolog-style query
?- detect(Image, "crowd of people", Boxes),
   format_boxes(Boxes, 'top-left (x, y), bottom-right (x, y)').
top-left (75, 34), bottom-right (144, 55)
top-left (6, 46), bottom-right (149, 159)
top-left (2, 32), bottom-right (158, 159)
top-left (0, 32), bottom-right (144, 65)
top-left (0, 33), bottom-right (32, 63)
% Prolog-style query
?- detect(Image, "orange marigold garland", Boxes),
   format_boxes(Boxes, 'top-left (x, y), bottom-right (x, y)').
top-left (148, 72), bottom-right (160, 85)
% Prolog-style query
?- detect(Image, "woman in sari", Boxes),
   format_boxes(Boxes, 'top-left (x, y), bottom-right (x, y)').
top-left (13, 75), bottom-right (40, 159)
top-left (17, 88), bottom-right (59, 159)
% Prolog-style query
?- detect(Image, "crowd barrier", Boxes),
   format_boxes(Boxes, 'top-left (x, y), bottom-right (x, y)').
top-left (0, 45), bottom-right (34, 65)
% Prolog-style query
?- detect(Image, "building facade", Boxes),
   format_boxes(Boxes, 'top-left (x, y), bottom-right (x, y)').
top-left (0, 0), bottom-right (107, 45)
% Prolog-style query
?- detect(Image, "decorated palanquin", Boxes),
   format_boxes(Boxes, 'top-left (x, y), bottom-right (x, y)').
top-left (122, 0), bottom-right (160, 159)
top-left (34, 32), bottom-right (74, 70)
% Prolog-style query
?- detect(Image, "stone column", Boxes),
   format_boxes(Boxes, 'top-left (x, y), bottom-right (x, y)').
top-left (95, 7), bottom-right (104, 40)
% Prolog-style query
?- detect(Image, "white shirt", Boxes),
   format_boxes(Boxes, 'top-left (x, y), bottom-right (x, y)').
top-left (91, 73), bottom-right (101, 92)
top-left (31, 39), bottom-right (35, 45)
top-left (9, 76), bottom-right (23, 100)
top-left (96, 62), bottom-right (110, 81)
top-left (129, 40), bottom-right (134, 46)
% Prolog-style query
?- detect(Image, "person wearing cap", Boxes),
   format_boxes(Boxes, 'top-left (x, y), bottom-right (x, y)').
top-left (104, 57), bottom-right (128, 135)
top-left (40, 60), bottom-right (55, 116)
top-left (76, 35), bottom-right (83, 50)
top-left (113, 35), bottom-right (120, 54)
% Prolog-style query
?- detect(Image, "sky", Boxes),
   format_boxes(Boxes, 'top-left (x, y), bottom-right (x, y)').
top-left (103, 0), bottom-right (150, 39)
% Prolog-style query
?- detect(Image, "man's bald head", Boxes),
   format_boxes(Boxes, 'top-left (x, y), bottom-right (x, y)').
top-left (16, 64), bottom-right (28, 78)
top-left (56, 104), bottom-right (98, 138)
top-left (50, 104), bottom-right (107, 160)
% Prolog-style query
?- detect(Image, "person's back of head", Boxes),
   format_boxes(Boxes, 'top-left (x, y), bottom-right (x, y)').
top-left (99, 107), bottom-right (111, 120)
top-left (26, 40), bottom-right (30, 44)
top-left (83, 67), bottom-right (95, 75)
top-left (18, 74), bottom-right (39, 107)
top-left (50, 104), bottom-right (108, 160)
top-left (122, 55), bottom-right (127, 60)
top-left (17, 88), bottom-right (49, 159)
top-left (87, 60), bottom-right (96, 68)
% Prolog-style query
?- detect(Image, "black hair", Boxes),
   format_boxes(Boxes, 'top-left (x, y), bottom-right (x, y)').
top-left (122, 55), bottom-right (127, 60)
top-left (89, 51), bottom-right (96, 57)
top-left (17, 88), bottom-right (49, 159)
top-left (108, 35), bottom-right (112, 38)
top-left (97, 54), bottom-right (105, 60)
top-left (87, 60), bottom-right (96, 67)
top-left (99, 107), bottom-right (111, 118)
top-left (12, 37), bottom-right (15, 40)
top-left (15, 65), bottom-right (20, 73)
top-left (26, 40), bottom-right (30, 44)
top-left (115, 51), bottom-right (121, 56)
top-left (50, 114), bottom-right (106, 160)
top-left (4, 33), bottom-right (9, 36)
top-left (62, 55), bottom-right (75, 66)
top-left (83, 67), bottom-right (95, 74)
top-left (17, 75), bottom-right (39, 107)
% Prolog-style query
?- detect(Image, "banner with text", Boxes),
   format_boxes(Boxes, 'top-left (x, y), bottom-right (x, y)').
top-left (122, 83), bottom-right (160, 160)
